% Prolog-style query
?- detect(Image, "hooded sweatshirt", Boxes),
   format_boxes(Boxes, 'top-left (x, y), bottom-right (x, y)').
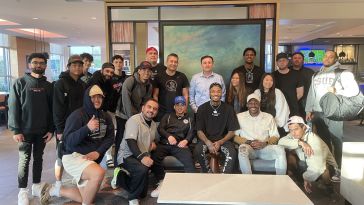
top-left (8, 73), bottom-right (54, 135)
top-left (62, 86), bottom-right (114, 163)
top-left (53, 71), bottom-right (86, 134)
top-left (87, 70), bottom-right (114, 112)
top-left (305, 61), bottom-right (359, 113)
top-left (115, 72), bottom-right (152, 119)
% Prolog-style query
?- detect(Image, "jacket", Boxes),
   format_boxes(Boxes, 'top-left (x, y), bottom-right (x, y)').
top-left (8, 73), bottom-right (54, 135)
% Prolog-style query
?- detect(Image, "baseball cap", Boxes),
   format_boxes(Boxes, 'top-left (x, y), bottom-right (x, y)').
top-left (174, 96), bottom-right (186, 105)
top-left (138, 61), bottom-right (152, 70)
top-left (89, 85), bottom-right (104, 97)
top-left (102, 62), bottom-right (115, 70)
top-left (286, 116), bottom-right (309, 129)
top-left (276, 52), bottom-right (289, 61)
top-left (247, 93), bottom-right (261, 103)
top-left (146, 47), bottom-right (158, 54)
top-left (67, 55), bottom-right (83, 66)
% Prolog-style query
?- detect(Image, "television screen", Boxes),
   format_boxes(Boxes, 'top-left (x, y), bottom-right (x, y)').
top-left (299, 49), bottom-right (325, 65)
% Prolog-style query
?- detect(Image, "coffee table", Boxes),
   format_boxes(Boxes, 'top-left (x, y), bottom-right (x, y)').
top-left (157, 173), bottom-right (312, 205)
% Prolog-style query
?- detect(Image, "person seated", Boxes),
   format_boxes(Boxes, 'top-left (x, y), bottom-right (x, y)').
top-left (149, 96), bottom-right (196, 198)
top-left (278, 116), bottom-right (340, 194)
top-left (112, 99), bottom-right (159, 205)
top-left (194, 83), bottom-right (239, 173)
top-left (43, 85), bottom-right (114, 205)
top-left (234, 93), bottom-right (287, 175)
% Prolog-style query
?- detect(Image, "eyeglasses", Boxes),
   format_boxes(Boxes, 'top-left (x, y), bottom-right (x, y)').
top-left (31, 61), bottom-right (46, 66)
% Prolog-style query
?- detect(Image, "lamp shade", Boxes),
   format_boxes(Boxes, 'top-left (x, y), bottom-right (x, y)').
top-left (308, 51), bottom-right (315, 58)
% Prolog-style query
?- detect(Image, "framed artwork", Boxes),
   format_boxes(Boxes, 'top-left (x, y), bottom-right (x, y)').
top-left (160, 20), bottom-right (265, 83)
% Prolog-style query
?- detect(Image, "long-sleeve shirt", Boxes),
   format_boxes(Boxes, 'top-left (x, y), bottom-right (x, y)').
top-left (306, 62), bottom-right (359, 113)
top-left (189, 72), bottom-right (226, 112)
top-left (158, 112), bottom-right (194, 144)
top-left (278, 131), bottom-right (338, 182)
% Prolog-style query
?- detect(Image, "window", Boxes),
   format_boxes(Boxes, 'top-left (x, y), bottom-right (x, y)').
top-left (0, 47), bottom-right (11, 92)
top-left (49, 43), bottom-right (64, 81)
top-left (69, 46), bottom-right (102, 73)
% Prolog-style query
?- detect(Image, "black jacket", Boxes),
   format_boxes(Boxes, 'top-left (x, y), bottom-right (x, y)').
top-left (53, 71), bottom-right (86, 134)
top-left (8, 74), bottom-right (54, 135)
top-left (62, 86), bottom-right (114, 163)
top-left (87, 70), bottom-right (113, 112)
top-left (158, 112), bottom-right (195, 144)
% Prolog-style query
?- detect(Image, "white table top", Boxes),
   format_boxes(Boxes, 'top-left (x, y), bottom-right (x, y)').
top-left (158, 173), bottom-right (313, 205)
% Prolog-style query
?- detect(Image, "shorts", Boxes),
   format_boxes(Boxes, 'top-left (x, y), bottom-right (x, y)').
top-left (62, 152), bottom-right (95, 187)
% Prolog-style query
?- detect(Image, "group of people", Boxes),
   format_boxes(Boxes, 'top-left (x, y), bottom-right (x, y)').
top-left (8, 47), bottom-right (359, 205)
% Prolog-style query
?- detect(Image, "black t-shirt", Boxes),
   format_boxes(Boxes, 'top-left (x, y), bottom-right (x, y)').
top-left (273, 69), bottom-right (303, 116)
top-left (232, 65), bottom-right (265, 95)
top-left (154, 71), bottom-right (189, 120)
top-left (196, 101), bottom-right (240, 142)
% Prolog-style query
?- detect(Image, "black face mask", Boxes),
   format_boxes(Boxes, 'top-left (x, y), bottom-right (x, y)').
top-left (31, 68), bottom-right (45, 75)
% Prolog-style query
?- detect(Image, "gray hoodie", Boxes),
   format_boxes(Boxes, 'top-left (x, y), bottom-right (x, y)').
top-left (305, 61), bottom-right (359, 113)
top-left (115, 72), bottom-right (152, 119)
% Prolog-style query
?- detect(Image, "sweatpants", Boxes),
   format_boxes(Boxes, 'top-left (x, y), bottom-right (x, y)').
top-left (151, 144), bottom-right (195, 181)
top-left (194, 140), bottom-right (236, 173)
top-left (117, 157), bottom-right (149, 200)
top-left (18, 133), bottom-right (46, 188)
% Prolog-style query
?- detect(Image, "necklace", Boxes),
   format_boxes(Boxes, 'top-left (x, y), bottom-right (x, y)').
top-left (210, 101), bottom-right (221, 116)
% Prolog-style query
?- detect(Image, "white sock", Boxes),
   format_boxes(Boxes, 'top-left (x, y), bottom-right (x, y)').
top-left (50, 183), bottom-right (61, 197)
top-left (55, 180), bottom-right (62, 188)
top-left (19, 188), bottom-right (28, 192)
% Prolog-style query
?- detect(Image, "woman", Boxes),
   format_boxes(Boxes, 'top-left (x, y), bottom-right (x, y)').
top-left (226, 71), bottom-right (247, 113)
top-left (254, 73), bottom-right (290, 135)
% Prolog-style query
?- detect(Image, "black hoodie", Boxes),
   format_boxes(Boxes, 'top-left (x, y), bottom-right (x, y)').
top-left (8, 73), bottom-right (54, 135)
top-left (53, 71), bottom-right (86, 134)
top-left (62, 86), bottom-right (114, 163)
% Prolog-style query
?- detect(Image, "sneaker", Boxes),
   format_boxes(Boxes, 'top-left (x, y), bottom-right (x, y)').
top-left (129, 199), bottom-right (139, 205)
top-left (107, 159), bottom-right (114, 168)
top-left (111, 167), bottom-right (120, 189)
top-left (331, 169), bottom-right (341, 182)
top-left (31, 183), bottom-right (45, 197)
top-left (151, 180), bottom-right (163, 198)
top-left (40, 183), bottom-right (51, 205)
top-left (18, 189), bottom-right (29, 205)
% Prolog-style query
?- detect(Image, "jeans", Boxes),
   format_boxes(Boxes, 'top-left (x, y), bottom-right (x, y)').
top-left (194, 140), bottom-right (236, 173)
top-left (238, 144), bottom-right (287, 175)
top-left (18, 133), bottom-right (46, 188)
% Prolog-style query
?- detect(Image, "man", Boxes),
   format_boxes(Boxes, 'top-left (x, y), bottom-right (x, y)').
top-left (87, 62), bottom-right (115, 112)
top-left (306, 50), bottom-right (359, 167)
top-left (279, 116), bottom-right (340, 193)
top-left (290, 52), bottom-right (315, 118)
top-left (134, 47), bottom-right (166, 82)
top-left (104, 55), bottom-right (127, 168)
top-left (113, 99), bottom-right (159, 205)
top-left (189, 55), bottom-right (226, 113)
top-left (8, 53), bottom-right (54, 205)
top-left (273, 52), bottom-right (304, 117)
top-left (45, 85), bottom-right (114, 204)
top-left (234, 93), bottom-right (287, 175)
top-left (114, 61), bottom-right (153, 166)
top-left (150, 96), bottom-right (195, 197)
top-left (52, 55), bottom-right (86, 194)
top-left (80, 53), bottom-right (94, 84)
top-left (232, 47), bottom-right (265, 95)
top-left (153, 53), bottom-right (189, 121)
top-left (194, 83), bottom-right (239, 173)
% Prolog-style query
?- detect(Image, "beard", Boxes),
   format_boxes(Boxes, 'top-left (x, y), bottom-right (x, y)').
top-left (31, 68), bottom-right (45, 75)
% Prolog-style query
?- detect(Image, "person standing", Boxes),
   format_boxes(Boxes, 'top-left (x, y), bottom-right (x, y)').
top-left (232, 47), bottom-right (265, 95)
top-left (290, 52), bottom-right (315, 118)
top-left (53, 55), bottom-right (86, 194)
top-left (189, 55), bottom-right (226, 113)
top-left (8, 53), bottom-right (54, 205)
top-left (80, 53), bottom-right (94, 84)
top-left (274, 52), bottom-right (304, 117)
top-left (134, 47), bottom-right (166, 83)
top-left (306, 50), bottom-right (359, 167)
top-left (153, 53), bottom-right (189, 121)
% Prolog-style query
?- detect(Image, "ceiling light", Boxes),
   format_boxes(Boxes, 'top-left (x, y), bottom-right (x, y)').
top-left (91, 17), bottom-right (97, 20)
top-left (32, 17), bottom-right (39, 20)
top-left (339, 51), bottom-right (346, 58)
top-left (309, 51), bottom-right (315, 58)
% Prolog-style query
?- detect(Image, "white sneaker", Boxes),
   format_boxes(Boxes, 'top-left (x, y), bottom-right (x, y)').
top-left (150, 180), bottom-right (163, 198)
top-left (31, 183), bottom-right (45, 197)
top-left (18, 189), bottom-right (29, 205)
top-left (129, 199), bottom-right (139, 205)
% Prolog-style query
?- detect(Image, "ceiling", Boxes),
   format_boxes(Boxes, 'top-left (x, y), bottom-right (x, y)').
top-left (1, 0), bottom-right (364, 47)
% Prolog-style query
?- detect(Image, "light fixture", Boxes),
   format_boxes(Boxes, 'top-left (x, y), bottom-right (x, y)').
top-left (339, 45), bottom-right (346, 58)
top-left (309, 40), bottom-right (315, 58)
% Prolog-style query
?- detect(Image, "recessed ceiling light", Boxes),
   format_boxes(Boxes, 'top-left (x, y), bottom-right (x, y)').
top-left (91, 17), bottom-right (97, 20)
top-left (316, 25), bottom-right (321, 27)
top-left (32, 17), bottom-right (39, 20)
top-left (336, 32), bottom-right (340, 35)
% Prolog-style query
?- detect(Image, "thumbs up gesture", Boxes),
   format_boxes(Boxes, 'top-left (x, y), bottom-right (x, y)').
top-left (87, 115), bottom-right (99, 132)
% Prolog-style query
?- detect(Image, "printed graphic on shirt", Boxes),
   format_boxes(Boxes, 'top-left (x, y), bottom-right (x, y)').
top-left (89, 118), bottom-right (107, 139)
top-left (165, 80), bottom-right (177, 92)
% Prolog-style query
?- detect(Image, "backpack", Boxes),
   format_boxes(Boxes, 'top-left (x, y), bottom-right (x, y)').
top-left (319, 69), bottom-right (364, 121)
